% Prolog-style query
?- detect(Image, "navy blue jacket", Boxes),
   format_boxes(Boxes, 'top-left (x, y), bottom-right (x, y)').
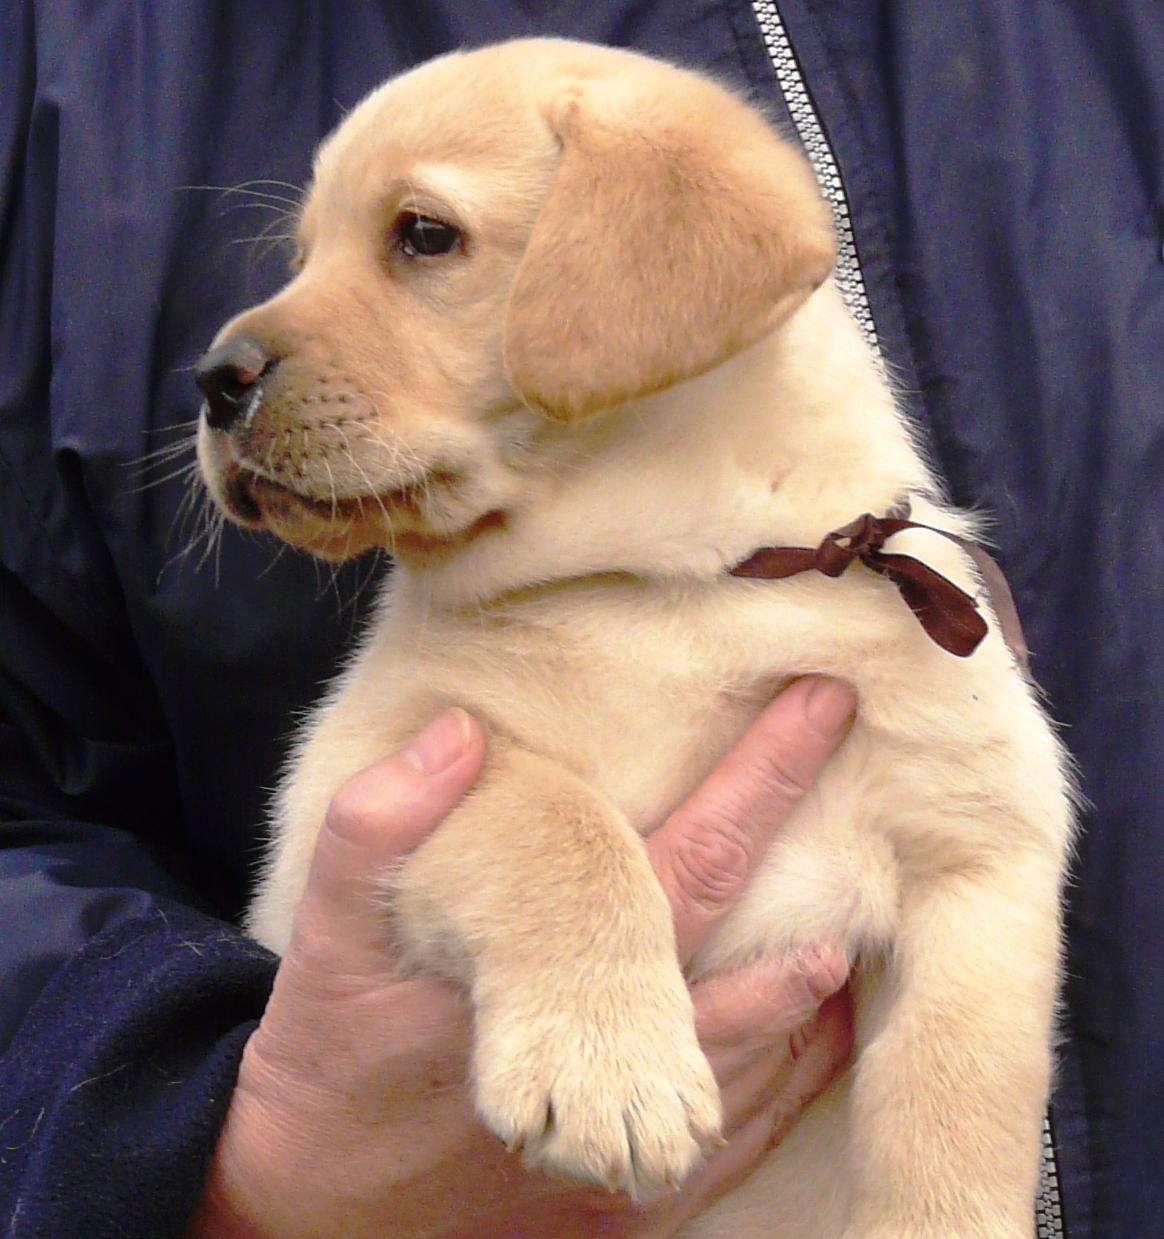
top-left (1, 3), bottom-right (1161, 1236)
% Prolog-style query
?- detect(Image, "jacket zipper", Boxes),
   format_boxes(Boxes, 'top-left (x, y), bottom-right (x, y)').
top-left (749, 0), bottom-right (879, 353)
top-left (1035, 1113), bottom-right (1067, 1239)
top-left (748, 5), bottom-right (1068, 1237)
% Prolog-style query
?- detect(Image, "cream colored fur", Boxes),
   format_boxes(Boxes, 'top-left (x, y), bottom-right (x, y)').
top-left (197, 39), bottom-right (1074, 1238)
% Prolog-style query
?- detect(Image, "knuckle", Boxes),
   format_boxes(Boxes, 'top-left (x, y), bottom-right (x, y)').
top-left (749, 754), bottom-right (812, 811)
top-left (670, 818), bottom-right (756, 916)
top-left (324, 781), bottom-right (382, 840)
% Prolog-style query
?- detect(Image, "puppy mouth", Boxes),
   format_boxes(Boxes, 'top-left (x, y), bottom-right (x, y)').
top-left (216, 463), bottom-right (505, 564)
top-left (221, 466), bottom-right (427, 529)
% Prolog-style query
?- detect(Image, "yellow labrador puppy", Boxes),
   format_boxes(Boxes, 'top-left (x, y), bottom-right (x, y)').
top-left (197, 38), bottom-right (1073, 1239)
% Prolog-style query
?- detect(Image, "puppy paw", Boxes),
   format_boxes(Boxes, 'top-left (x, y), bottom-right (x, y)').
top-left (474, 989), bottom-right (722, 1198)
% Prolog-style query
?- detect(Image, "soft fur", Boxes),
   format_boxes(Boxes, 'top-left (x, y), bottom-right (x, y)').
top-left (197, 39), bottom-right (1074, 1238)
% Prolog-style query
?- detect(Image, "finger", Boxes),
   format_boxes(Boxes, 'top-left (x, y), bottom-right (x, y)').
top-left (765, 989), bottom-right (854, 1147)
top-left (616, 1085), bottom-right (808, 1234)
top-left (289, 708), bottom-right (486, 971)
top-left (559, 1102), bottom-right (779, 1232)
top-left (693, 944), bottom-right (849, 1064)
top-left (552, 990), bottom-right (855, 1234)
top-left (711, 984), bottom-right (849, 1139)
top-left (649, 677), bottom-right (856, 963)
top-left (546, 990), bottom-right (856, 1234)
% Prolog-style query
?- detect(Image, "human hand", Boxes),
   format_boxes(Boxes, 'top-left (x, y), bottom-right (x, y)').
top-left (187, 677), bottom-right (856, 1238)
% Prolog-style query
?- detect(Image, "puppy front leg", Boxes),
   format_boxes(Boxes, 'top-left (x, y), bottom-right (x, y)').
top-left (844, 856), bottom-right (1061, 1239)
top-left (393, 744), bottom-right (722, 1198)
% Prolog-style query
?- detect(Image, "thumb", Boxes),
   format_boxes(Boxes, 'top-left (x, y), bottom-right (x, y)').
top-left (290, 708), bottom-right (486, 967)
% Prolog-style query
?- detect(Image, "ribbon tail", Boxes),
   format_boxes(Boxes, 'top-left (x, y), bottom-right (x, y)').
top-left (727, 510), bottom-right (1027, 663)
top-left (874, 552), bottom-right (989, 657)
top-left (954, 543), bottom-right (1030, 670)
top-left (882, 517), bottom-right (1030, 670)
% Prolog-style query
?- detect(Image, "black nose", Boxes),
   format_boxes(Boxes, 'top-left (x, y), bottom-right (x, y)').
top-left (195, 336), bottom-right (274, 431)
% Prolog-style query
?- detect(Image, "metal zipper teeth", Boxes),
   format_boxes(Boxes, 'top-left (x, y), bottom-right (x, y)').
top-left (750, 6), bottom-right (1067, 1237)
top-left (1036, 1113), bottom-right (1067, 1239)
top-left (750, 0), bottom-right (880, 354)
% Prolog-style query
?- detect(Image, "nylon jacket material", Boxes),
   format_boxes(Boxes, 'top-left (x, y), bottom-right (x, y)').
top-left (1, 3), bottom-right (1160, 1236)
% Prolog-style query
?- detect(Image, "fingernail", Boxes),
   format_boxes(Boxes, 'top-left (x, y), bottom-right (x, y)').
top-left (798, 677), bottom-right (857, 735)
top-left (399, 708), bottom-right (473, 775)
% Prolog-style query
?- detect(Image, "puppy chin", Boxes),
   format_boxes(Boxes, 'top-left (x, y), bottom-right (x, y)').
top-left (255, 491), bottom-right (385, 562)
top-left (196, 456), bottom-right (376, 561)
top-left (258, 499), bottom-right (508, 566)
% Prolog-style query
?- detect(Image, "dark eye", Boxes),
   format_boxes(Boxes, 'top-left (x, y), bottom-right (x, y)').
top-left (396, 212), bottom-right (462, 258)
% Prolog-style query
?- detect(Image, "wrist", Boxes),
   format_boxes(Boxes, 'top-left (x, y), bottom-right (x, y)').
top-left (186, 1142), bottom-right (266, 1239)
top-left (185, 1069), bottom-right (295, 1239)
top-left (184, 1047), bottom-right (355, 1239)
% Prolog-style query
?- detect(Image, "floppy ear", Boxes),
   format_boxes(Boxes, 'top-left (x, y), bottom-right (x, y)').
top-left (502, 69), bottom-right (836, 421)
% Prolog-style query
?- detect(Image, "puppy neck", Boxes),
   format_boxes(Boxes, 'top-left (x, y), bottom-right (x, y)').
top-left (402, 283), bottom-right (938, 609)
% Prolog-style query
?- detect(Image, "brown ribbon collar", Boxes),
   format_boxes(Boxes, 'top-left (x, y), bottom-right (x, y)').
top-left (729, 504), bottom-right (1028, 666)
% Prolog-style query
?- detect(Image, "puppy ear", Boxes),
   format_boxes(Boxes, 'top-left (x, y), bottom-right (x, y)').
top-left (502, 71), bottom-right (836, 421)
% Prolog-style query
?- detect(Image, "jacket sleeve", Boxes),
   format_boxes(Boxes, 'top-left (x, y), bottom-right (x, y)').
top-left (0, 902), bottom-right (275, 1239)
top-left (0, 559), bottom-right (278, 1239)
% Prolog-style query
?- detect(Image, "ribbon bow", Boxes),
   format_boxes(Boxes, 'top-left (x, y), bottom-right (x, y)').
top-left (729, 512), bottom-right (1004, 659)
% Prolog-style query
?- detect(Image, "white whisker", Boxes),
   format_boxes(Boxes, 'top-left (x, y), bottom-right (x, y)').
top-left (130, 458), bottom-right (202, 495)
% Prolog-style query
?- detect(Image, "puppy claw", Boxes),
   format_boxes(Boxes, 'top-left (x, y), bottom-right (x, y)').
top-left (474, 997), bottom-right (722, 1198)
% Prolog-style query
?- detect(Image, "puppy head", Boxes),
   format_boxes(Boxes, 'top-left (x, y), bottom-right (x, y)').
top-left (196, 39), bottom-right (835, 563)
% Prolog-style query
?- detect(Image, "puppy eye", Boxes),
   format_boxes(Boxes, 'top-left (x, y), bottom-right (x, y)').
top-left (396, 212), bottom-right (462, 258)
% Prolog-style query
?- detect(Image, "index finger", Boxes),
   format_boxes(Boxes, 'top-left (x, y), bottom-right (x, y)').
top-left (648, 677), bottom-right (856, 964)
